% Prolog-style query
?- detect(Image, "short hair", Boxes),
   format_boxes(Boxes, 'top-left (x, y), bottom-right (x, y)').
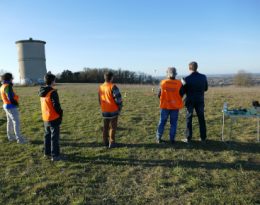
top-left (189, 61), bottom-right (198, 71)
top-left (104, 71), bottom-right (114, 82)
top-left (44, 72), bottom-right (56, 85)
top-left (167, 67), bottom-right (177, 78)
top-left (1, 73), bottom-right (13, 81)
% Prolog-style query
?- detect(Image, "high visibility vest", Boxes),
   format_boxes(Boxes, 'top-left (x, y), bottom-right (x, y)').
top-left (0, 83), bottom-right (19, 105)
top-left (160, 79), bottom-right (184, 109)
top-left (40, 90), bottom-right (60, 122)
top-left (99, 82), bottom-right (119, 113)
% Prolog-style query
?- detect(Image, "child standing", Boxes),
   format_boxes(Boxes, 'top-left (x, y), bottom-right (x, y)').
top-left (39, 72), bottom-right (63, 161)
top-left (0, 73), bottom-right (27, 144)
top-left (98, 71), bottom-right (122, 148)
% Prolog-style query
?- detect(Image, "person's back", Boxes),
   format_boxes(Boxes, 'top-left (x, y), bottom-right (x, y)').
top-left (160, 78), bottom-right (183, 110)
top-left (98, 71), bottom-right (122, 148)
top-left (183, 62), bottom-right (208, 143)
top-left (184, 71), bottom-right (208, 103)
top-left (156, 67), bottom-right (184, 144)
top-left (38, 72), bottom-right (63, 161)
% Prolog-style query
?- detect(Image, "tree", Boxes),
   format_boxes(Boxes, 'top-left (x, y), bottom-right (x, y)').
top-left (233, 70), bottom-right (253, 87)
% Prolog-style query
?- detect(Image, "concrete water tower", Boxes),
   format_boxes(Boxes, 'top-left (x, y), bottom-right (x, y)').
top-left (15, 38), bottom-right (47, 85)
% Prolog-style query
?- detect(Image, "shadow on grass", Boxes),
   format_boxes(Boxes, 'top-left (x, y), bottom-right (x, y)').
top-left (59, 139), bottom-right (260, 154)
top-left (64, 154), bottom-right (260, 171)
top-left (0, 118), bottom-right (6, 126)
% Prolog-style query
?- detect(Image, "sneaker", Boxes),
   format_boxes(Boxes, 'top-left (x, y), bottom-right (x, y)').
top-left (109, 143), bottom-right (117, 148)
top-left (17, 138), bottom-right (27, 144)
top-left (51, 156), bottom-right (62, 161)
top-left (182, 138), bottom-right (191, 144)
top-left (200, 138), bottom-right (207, 144)
top-left (8, 136), bottom-right (16, 142)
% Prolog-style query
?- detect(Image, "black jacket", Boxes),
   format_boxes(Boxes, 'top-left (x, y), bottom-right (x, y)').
top-left (183, 72), bottom-right (208, 104)
top-left (38, 86), bottom-right (63, 126)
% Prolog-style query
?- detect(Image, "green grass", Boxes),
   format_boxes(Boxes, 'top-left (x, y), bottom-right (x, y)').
top-left (0, 84), bottom-right (259, 205)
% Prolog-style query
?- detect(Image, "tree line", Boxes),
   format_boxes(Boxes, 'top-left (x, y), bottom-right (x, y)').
top-left (56, 68), bottom-right (159, 84)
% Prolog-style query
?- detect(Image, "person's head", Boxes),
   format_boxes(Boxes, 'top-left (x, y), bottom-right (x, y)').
top-left (44, 72), bottom-right (56, 86)
top-left (189, 61), bottom-right (198, 72)
top-left (167, 67), bottom-right (177, 79)
top-left (1, 73), bottom-right (13, 82)
top-left (104, 71), bottom-right (114, 82)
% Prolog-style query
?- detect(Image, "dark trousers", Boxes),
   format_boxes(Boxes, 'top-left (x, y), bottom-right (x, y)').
top-left (103, 116), bottom-right (118, 145)
top-left (44, 124), bottom-right (60, 157)
top-left (185, 101), bottom-right (207, 140)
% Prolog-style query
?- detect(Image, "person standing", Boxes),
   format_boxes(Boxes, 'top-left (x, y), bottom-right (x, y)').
top-left (98, 71), bottom-right (122, 148)
top-left (156, 67), bottom-right (184, 144)
top-left (39, 72), bottom-right (63, 161)
top-left (182, 62), bottom-right (208, 143)
top-left (0, 73), bottom-right (27, 144)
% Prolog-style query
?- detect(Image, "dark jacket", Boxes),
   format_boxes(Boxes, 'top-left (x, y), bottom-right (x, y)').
top-left (38, 86), bottom-right (63, 126)
top-left (183, 72), bottom-right (208, 104)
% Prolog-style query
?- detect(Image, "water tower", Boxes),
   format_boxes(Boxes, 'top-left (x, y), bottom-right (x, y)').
top-left (15, 38), bottom-right (47, 85)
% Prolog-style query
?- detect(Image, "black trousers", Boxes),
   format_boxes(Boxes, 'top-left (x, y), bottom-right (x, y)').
top-left (44, 124), bottom-right (60, 157)
top-left (185, 101), bottom-right (207, 140)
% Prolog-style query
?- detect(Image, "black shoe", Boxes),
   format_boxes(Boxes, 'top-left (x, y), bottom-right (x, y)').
top-left (200, 138), bottom-right (207, 143)
top-left (109, 143), bottom-right (117, 148)
top-left (170, 140), bottom-right (176, 145)
top-left (44, 154), bottom-right (51, 159)
top-left (156, 139), bottom-right (166, 144)
top-left (51, 156), bottom-right (62, 161)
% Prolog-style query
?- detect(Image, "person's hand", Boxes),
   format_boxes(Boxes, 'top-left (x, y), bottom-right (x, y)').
top-left (13, 100), bottom-right (19, 107)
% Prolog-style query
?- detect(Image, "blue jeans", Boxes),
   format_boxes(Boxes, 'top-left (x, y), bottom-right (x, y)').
top-left (156, 109), bottom-right (179, 141)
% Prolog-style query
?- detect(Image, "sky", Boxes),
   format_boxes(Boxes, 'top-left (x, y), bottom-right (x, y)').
top-left (0, 0), bottom-right (260, 81)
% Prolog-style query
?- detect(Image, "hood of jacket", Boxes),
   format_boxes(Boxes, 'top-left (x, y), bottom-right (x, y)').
top-left (38, 86), bottom-right (54, 97)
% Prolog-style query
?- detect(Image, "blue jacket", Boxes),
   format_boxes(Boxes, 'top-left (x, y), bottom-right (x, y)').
top-left (183, 72), bottom-right (208, 104)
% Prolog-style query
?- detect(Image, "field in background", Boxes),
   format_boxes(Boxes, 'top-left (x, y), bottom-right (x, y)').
top-left (0, 84), bottom-right (259, 205)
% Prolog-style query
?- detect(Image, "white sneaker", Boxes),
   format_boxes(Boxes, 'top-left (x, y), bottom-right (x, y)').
top-left (17, 138), bottom-right (27, 144)
top-left (8, 136), bottom-right (16, 142)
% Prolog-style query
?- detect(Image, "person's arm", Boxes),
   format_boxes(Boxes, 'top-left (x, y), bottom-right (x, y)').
top-left (112, 85), bottom-right (122, 111)
top-left (205, 76), bottom-right (208, 92)
top-left (6, 85), bottom-right (18, 106)
top-left (50, 91), bottom-right (63, 118)
top-left (98, 88), bottom-right (101, 105)
top-left (157, 88), bottom-right (161, 98)
top-left (179, 85), bottom-right (185, 97)
top-left (181, 77), bottom-right (187, 94)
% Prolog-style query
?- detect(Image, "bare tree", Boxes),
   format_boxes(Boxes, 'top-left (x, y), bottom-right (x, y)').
top-left (233, 70), bottom-right (253, 86)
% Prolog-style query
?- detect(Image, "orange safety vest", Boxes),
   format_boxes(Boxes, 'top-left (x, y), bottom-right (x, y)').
top-left (40, 90), bottom-right (60, 121)
top-left (99, 82), bottom-right (119, 113)
top-left (0, 83), bottom-right (19, 105)
top-left (160, 79), bottom-right (184, 109)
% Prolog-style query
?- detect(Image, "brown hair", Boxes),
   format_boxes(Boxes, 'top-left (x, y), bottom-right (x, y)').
top-left (189, 61), bottom-right (198, 71)
top-left (104, 71), bottom-right (114, 82)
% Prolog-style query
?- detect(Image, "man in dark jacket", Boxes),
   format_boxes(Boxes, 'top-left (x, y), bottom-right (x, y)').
top-left (39, 72), bottom-right (63, 161)
top-left (183, 62), bottom-right (208, 143)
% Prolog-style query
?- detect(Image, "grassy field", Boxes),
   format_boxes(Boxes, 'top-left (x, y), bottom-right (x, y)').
top-left (0, 84), bottom-right (259, 205)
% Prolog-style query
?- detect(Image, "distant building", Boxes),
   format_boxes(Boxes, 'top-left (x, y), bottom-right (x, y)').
top-left (15, 38), bottom-right (47, 85)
